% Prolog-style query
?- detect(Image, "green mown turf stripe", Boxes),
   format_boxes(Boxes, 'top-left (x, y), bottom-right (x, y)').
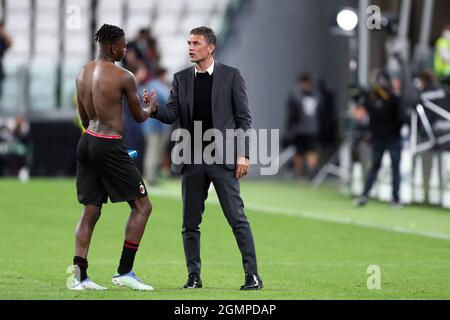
top-left (150, 187), bottom-right (450, 241)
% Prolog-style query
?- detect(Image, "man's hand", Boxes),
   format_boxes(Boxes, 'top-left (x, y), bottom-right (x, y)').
top-left (143, 89), bottom-right (158, 116)
top-left (235, 156), bottom-right (249, 179)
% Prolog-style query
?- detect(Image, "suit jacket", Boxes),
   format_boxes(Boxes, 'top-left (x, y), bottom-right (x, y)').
top-left (152, 62), bottom-right (252, 174)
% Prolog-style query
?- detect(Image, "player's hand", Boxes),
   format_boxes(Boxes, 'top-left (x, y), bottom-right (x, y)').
top-left (143, 89), bottom-right (158, 115)
top-left (235, 156), bottom-right (249, 179)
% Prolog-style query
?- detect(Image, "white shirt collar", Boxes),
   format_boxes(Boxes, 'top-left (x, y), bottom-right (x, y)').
top-left (194, 60), bottom-right (215, 76)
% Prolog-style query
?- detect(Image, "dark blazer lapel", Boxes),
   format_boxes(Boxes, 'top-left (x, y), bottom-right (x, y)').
top-left (186, 66), bottom-right (195, 122)
top-left (211, 62), bottom-right (222, 114)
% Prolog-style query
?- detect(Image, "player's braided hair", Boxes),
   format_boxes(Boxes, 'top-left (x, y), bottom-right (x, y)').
top-left (94, 24), bottom-right (125, 45)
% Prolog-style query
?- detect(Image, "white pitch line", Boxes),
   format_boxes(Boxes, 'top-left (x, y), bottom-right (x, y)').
top-left (149, 187), bottom-right (450, 241)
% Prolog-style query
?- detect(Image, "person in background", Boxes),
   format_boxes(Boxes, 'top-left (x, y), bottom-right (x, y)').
top-left (353, 70), bottom-right (407, 208)
top-left (0, 21), bottom-right (13, 100)
top-left (350, 88), bottom-right (373, 182)
top-left (142, 67), bottom-right (171, 184)
top-left (434, 25), bottom-right (450, 87)
top-left (125, 28), bottom-right (160, 79)
top-left (0, 116), bottom-right (29, 177)
top-left (122, 45), bottom-right (141, 75)
top-left (123, 63), bottom-right (148, 173)
top-left (135, 28), bottom-right (160, 73)
top-left (317, 79), bottom-right (338, 165)
top-left (286, 73), bottom-right (323, 179)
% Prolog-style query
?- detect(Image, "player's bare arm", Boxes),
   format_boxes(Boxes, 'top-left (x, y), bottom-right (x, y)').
top-left (76, 86), bottom-right (89, 130)
top-left (123, 70), bottom-right (157, 122)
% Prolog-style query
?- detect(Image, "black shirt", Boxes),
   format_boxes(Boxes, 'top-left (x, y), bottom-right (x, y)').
top-left (192, 72), bottom-right (214, 143)
top-left (359, 89), bottom-right (403, 141)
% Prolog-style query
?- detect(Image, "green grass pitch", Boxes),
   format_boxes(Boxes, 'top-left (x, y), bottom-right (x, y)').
top-left (0, 178), bottom-right (449, 300)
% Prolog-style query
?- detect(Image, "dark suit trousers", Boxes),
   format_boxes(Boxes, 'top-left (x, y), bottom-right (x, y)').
top-left (362, 138), bottom-right (402, 202)
top-left (181, 163), bottom-right (258, 276)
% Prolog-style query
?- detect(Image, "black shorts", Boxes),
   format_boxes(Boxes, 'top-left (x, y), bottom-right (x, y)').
top-left (76, 131), bottom-right (148, 205)
top-left (295, 135), bottom-right (320, 154)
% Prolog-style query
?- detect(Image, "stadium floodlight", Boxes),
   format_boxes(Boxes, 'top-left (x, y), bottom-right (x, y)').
top-left (336, 8), bottom-right (358, 32)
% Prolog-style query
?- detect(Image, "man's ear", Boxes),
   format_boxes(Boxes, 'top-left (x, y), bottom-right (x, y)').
top-left (208, 44), bottom-right (216, 55)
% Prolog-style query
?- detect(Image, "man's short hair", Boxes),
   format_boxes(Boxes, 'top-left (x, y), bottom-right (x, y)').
top-left (190, 26), bottom-right (217, 47)
top-left (95, 24), bottom-right (125, 45)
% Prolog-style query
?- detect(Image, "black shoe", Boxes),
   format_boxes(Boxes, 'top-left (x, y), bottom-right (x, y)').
top-left (183, 273), bottom-right (202, 289)
top-left (240, 273), bottom-right (263, 291)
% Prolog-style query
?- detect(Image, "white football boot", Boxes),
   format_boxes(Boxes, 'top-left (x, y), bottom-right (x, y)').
top-left (69, 277), bottom-right (107, 291)
top-left (112, 271), bottom-right (154, 291)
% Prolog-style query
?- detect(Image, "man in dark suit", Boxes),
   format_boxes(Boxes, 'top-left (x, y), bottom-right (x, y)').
top-left (149, 26), bottom-right (263, 290)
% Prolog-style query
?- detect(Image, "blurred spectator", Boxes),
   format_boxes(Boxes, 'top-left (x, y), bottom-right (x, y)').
top-left (123, 64), bottom-right (147, 173)
top-left (142, 67), bottom-right (171, 184)
top-left (353, 70), bottom-right (407, 208)
top-left (317, 79), bottom-right (339, 164)
top-left (434, 25), bottom-right (450, 87)
top-left (286, 73), bottom-right (323, 179)
top-left (122, 45), bottom-right (142, 74)
top-left (0, 20), bottom-right (13, 99)
top-left (394, 53), bottom-right (419, 118)
top-left (350, 88), bottom-right (372, 181)
top-left (123, 28), bottom-right (160, 79)
top-left (135, 28), bottom-right (160, 70)
top-left (0, 116), bottom-right (29, 178)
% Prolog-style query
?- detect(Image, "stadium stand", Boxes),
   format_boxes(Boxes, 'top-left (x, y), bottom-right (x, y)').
top-left (0, 0), bottom-right (232, 115)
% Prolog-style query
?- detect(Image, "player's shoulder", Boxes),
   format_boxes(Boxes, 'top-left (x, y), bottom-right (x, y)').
top-left (113, 64), bottom-right (136, 83)
top-left (111, 63), bottom-right (130, 75)
top-left (80, 60), bottom-right (97, 71)
top-left (76, 61), bottom-right (94, 83)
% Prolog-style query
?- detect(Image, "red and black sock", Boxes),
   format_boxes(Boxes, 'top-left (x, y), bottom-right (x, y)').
top-left (73, 256), bottom-right (88, 282)
top-left (118, 240), bottom-right (140, 275)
